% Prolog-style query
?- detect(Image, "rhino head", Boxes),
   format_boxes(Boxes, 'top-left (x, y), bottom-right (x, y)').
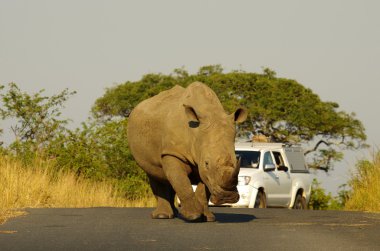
top-left (183, 83), bottom-right (247, 205)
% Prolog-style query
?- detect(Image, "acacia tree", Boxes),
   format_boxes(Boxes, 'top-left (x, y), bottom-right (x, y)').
top-left (92, 65), bottom-right (367, 171)
top-left (0, 83), bottom-right (76, 157)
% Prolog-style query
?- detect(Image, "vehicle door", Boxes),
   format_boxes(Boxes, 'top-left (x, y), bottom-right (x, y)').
top-left (262, 151), bottom-right (280, 205)
top-left (272, 151), bottom-right (292, 206)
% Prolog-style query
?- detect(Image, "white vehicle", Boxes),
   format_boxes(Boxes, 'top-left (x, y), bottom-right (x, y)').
top-left (233, 142), bottom-right (311, 209)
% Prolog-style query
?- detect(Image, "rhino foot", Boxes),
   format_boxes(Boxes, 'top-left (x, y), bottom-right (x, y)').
top-left (203, 212), bottom-right (216, 222)
top-left (179, 213), bottom-right (203, 223)
top-left (151, 210), bottom-right (175, 219)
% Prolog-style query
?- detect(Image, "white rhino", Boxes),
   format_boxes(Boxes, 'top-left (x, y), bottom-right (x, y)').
top-left (127, 82), bottom-right (247, 221)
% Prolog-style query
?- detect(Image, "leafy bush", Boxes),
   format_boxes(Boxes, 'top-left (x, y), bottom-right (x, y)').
top-left (46, 119), bottom-right (151, 199)
top-left (308, 179), bottom-right (347, 210)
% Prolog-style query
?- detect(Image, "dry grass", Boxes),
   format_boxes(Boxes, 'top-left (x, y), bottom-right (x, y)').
top-left (0, 210), bottom-right (26, 225)
top-left (0, 156), bottom-right (155, 224)
top-left (345, 152), bottom-right (380, 212)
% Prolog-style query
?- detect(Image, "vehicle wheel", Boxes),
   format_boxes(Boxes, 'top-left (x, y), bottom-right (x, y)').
top-left (293, 194), bottom-right (307, 209)
top-left (254, 190), bottom-right (267, 208)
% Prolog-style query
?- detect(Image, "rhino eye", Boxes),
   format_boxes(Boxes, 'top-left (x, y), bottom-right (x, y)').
top-left (189, 121), bottom-right (200, 128)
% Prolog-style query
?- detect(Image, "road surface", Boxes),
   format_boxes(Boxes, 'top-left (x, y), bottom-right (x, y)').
top-left (0, 207), bottom-right (379, 250)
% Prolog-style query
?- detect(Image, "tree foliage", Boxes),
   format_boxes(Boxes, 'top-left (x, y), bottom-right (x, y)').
top-left (0, 83), bottom-right (76, 161)
top-left (92, 65), bottom-right (367, 171)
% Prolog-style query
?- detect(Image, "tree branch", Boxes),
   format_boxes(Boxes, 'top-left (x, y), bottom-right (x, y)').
top-left (304, 140), bottom-right (332, 155)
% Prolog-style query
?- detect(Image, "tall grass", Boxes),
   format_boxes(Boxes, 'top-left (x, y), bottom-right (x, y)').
top-left (0, 156), bottom-right (155, 223)
top-left (345, 152), bottom-right (380, 212)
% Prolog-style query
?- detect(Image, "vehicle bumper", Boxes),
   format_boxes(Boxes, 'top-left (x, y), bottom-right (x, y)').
top-left (223, 185), bottom-right (257, 208)
top-left (187, 185), bottom-right (257, 208)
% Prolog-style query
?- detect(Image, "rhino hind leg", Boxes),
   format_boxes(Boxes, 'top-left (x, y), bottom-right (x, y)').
top-left (148, 176), bottom-right (177, 219)
top-left (195, 183), bottom-right (215, 222)
top-left (162, 156), bottom-right (204, 222)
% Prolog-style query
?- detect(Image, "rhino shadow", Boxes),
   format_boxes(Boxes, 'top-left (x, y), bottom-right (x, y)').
top-left (214, 213), bottom-right (256, 223)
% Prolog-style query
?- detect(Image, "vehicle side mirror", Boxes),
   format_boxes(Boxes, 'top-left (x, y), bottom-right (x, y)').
top-left (278, 165), bottom-right (289, 172)
top-left (264, 164), bottom-right (276, 172)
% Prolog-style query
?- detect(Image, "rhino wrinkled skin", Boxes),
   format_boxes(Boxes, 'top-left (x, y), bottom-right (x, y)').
top-left (127, 82), bottom-right (247, 222)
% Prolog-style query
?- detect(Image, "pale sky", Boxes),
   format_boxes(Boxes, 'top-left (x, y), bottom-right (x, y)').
top-left (1, 0), bottom-right (379, 194)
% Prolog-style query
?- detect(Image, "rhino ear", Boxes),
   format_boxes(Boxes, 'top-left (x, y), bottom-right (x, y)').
top-left (183, 104), bottom-right (199, 122)
top-left (233, 108), bottom-right (248, 123)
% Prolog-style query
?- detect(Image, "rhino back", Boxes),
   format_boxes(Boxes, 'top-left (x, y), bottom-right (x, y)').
top-left (127, 85), bottom-right (187, 174)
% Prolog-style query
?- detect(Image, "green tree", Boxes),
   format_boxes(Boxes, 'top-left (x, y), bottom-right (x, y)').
top-left (92, 66), bottom-right (367, 171)
top-left (0, 83), bottom-right (76, 161)
top-left (92, 74), bottom-right (179, 119)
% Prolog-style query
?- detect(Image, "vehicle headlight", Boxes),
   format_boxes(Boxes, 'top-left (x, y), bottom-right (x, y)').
top-left (238, 176), bottom-right (251, 186)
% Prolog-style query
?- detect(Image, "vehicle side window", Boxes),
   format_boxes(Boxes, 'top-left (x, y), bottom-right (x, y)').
top-left (263, 151), bottom-right (274, 166)
top-left (273, 151), bottom-right (285, 167)
top-left (235, 151), bottom-right (260, 169)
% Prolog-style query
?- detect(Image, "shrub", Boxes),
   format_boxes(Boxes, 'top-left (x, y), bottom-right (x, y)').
top-left (46, 119), bottom-right (151, 199)
top-left (308, 178), bottom-right (346, 210)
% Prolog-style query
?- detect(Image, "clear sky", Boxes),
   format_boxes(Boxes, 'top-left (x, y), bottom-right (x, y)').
top-left (1, 0), bottom-right (379, 194)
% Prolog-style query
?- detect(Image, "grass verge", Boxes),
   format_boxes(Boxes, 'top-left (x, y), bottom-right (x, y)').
top-left (0, 156), bottom-right (155, 224)
top-left (345, 152), bottom-right (380, 212)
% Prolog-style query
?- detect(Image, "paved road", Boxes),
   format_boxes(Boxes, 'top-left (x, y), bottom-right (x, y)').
top-left (0, 207), bottom-right (379, 250)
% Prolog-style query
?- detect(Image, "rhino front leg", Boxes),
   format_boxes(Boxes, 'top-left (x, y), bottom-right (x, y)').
top-left (148, 176), bottom-right (177, 219)
top-left (161, 156), bottom-right (203, 222)
top-left (195, 183), bottom-right (215, 222)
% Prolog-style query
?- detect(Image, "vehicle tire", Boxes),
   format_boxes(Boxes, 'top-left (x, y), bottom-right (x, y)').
top-left (254, 190), bottom-right (267, 208)
top-left (293, 193), bottom-right (307, 209)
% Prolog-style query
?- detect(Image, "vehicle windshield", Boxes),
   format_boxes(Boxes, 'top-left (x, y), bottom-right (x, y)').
top-left (235, 150), bottom-right (260, 169)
